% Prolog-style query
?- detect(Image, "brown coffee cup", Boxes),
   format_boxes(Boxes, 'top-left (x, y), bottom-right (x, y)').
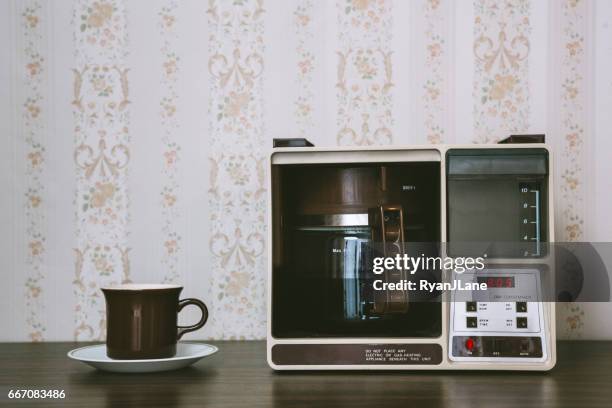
top-left (101, 284), bottom-right (208, 360)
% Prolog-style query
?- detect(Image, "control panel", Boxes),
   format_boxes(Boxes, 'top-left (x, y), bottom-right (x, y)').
top-left (449, 268), bottom-right (547, 362)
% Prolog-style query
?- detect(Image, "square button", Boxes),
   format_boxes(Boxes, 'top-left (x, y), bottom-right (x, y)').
top-left (516, 317), bottom-right (528, 328)
top-left (466, 316), bottom-right (478, 328)
top-left (466, 301), bottom-right (477, 312)
top-left (516, 302), bottom-right (527, 313)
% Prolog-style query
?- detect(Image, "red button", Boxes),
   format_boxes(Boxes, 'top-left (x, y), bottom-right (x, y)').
top-left (465, 338), bottom-right (475, 351)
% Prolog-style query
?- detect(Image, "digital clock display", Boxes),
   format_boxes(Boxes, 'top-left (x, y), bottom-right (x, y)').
top-left (477, 276), bottom-right (515, 288)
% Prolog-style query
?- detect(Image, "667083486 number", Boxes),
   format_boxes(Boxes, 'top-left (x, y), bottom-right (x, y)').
top-left (7, 389), bottom-right (65, 399)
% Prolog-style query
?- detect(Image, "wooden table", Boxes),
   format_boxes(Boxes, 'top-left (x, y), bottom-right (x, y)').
top-left (0, 341), bottom-right (610, 407)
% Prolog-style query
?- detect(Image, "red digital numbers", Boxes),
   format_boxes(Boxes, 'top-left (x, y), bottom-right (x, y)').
top-left (479, 276), bottom-right (515, 288)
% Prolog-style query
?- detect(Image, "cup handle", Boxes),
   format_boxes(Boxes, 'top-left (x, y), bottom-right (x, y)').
top-left (177, 298), bottom-right (209, 340)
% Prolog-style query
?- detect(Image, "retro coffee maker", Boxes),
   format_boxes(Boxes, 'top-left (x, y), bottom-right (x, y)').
top-left (267, 135), bottom-right (556, 370)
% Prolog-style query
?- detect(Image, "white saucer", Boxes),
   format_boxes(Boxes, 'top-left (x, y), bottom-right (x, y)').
top-left (68, 342), bottom-right (218, 373)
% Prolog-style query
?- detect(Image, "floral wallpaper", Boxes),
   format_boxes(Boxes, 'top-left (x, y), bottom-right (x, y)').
top-left (1, 0), bottom-right (611, 341)
top-left (207, 0), bottom-right (267, 339)
top-left (422, 0), bottom-right (450, 144)
top-left (558, 0), bottom-right (586, 244)
top-left (158, 1), bottom-right (182, 284)
top-left (557, 0), bottom-right (589, 339)
top-left (72, 0), bottom-right (132, 341)
top-left (473, 0), bottom-right (531, 143)
top-left (293, 0), bottom-right (316, 138)
top-left (336, 0), bottom-right (393, 145)
top-left (20, 1), bottom-right (48, 342)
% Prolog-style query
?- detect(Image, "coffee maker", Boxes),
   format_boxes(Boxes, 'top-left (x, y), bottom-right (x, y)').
top-left (267, 136), bottom-right (556, 371)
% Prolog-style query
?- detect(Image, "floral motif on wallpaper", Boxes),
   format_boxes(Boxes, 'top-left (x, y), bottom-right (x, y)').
top-left (72, 0), bottom-right (131, 341)
top-left (562, 303), bottom-right (585, 339)
top-left (557, 0), bottom-right (587, 339)
top-left (293, 1), bottom-right (315, 137)
top-left (77, 1), bottom-right (125, 52)
top-left (337, 0), bottom-right (393, 145)
top-left (158, 2), bottom-right (183, 284)
top-left (422, 0), bottom-right (449, 144)
top-left (21, 1), bottom-right (47, 342)
top-left (209, 48), bottom-right (264, 137)
top-left (473, 0), bottom-right (531, 143)
top-left (558, 0), bottom-right (586, 243)
top-left (207, 0), bottom-right (267, 339)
